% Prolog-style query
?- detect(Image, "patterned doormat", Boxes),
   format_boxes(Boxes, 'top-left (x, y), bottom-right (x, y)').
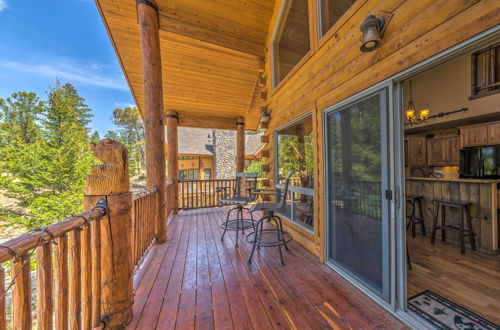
top-left (408, 290), bottom-right (500, 330)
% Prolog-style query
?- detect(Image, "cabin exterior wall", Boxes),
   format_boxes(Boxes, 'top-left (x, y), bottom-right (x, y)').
top-left (261, 0), bottom-right (500, 258)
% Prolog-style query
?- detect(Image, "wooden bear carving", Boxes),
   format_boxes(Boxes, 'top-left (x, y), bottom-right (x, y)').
top-left (86, 139), bottom-right (130, 195)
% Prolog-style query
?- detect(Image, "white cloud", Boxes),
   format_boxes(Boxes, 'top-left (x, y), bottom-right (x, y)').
top-left (113, 102), bottom-right (136, 108)
top-left (0, 0), bottom-right (7, 11)
top-left (0, 58), bottom-right (129, 91)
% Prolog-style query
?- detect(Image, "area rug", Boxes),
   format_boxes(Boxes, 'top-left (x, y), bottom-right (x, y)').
top-left (408, 290), bottom-right (500, 330)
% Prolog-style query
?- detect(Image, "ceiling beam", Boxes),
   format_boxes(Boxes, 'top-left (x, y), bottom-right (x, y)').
top-left (172, 114), bottom-right (240, 130)
top-left (158, 14), bottom-right (264, 57)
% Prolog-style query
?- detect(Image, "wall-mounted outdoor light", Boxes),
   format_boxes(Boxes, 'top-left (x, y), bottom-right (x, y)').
top-left (360, 14), bottom-right (385, 52)
top-left (260, 106), bottom-right (271, 124)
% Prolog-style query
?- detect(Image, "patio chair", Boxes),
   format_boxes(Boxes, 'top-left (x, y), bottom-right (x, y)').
top-left (247, 173), bottom-right (293, 266)
top-left (218, 172), bottom-right (258, 247)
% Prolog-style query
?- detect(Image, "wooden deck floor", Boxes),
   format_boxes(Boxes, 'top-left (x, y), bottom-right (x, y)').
top-left (128, 208), bottom-right (407, 329)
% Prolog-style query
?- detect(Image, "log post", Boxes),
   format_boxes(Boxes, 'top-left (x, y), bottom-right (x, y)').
top-left (137, 0), bottom-right (168, 243)
top-left (0, 266), bottom-right (5, 330)
top-left (166, 109), bottom-right (179, 216)
top-left (236, 116), bottom-right (245, 173)
top-left (85, 139), bottom-right (133, 329)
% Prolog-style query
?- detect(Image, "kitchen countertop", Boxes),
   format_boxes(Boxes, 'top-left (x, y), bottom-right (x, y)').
top-left (406, 177), bottom-right (500, 184)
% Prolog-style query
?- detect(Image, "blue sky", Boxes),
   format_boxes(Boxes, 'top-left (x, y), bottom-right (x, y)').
top-left (0, 0), bottom-right (135, 135)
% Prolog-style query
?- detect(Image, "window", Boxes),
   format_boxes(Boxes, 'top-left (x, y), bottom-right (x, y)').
top-left (318, 0), bottom-right (355, 38)
top-left (275, 114), bottom-right (314, 231)
top-left (272, 0), bottom-right (310, 87)
top-left (204, 169), bottom-right (211, 180)
top-left (179, 169), bottom-right (199, 180)
top-left (471, 43), bottom-right (500, 99)
top-left (179, 156), bottom-right (198, 160)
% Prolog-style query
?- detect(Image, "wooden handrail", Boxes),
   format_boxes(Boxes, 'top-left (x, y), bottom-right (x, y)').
top-left (0, 202), bottom-right (107, 264)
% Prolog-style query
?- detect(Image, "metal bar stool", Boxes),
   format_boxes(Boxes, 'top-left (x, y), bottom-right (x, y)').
top-left (247, 173), bottom-right (293, 266)
top-left (218, 172), bottom-right (258, 247)
top-left (431, 199), bottom-right (476, 254)
top-left (406, 195), bottom-right (426, 237)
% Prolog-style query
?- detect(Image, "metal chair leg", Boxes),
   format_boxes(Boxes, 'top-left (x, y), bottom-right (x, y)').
top-left (248, 219), bottom-right (264, 264)
top-left (274, 216), bottom-right (289, 251)
top-left (221, 207), bottom-right (236, 241)
top-left (271, 217), bottom-right (286, 266)
top-left (235, 208), bottom-right (241, 247)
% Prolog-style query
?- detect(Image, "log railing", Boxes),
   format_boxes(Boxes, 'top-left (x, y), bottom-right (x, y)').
top-left (132, 187), bottom-right (159, 270)
top-left (0, 202), bottom-right (107, 329)
top-left (177, 178), bottom-right (272, 210)
top-left (178, 179), bottom-right (236, 210)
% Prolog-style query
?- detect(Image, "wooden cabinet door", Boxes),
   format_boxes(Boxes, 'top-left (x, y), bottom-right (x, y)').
top-left (488, 123), bottom-right (500, 144)
top-left (427, 136), bottom-right (460, 166)
top-left (461, 126), bottom-right (488, 147)
top-left (444, 136), bottom-right (460, 165)
top-left (427, 139), bottom-right (444, 166)
top-left (408, 135), bottom-right (427, 166)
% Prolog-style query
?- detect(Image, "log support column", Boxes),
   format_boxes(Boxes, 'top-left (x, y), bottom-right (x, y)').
top-left (137, 0), bottom-right (167, 243)
top-left (85, 139), bottom-right (133, 329)
top-left (236, 116), bottom-right (245, 173)
top-left (166, 110), bottom-right (179, 214)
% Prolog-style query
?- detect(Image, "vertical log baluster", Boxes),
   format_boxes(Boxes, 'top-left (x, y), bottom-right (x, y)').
top-left (69, 229), bottom-right (81, 329)
top-left (12, 253), bottom-right (31, 330)
top-left (81, 226), bottom-right (92, 329)
top-left (91, 220), bottom-right (101, 328)
top-left (132, 199), bottom-right (137, 267)
top-left (55, 235), bottom-right (69, 330)
top-left (0, 266), bottom-right (6, 330)
top-left (37, 243), bottom-right (53, 330)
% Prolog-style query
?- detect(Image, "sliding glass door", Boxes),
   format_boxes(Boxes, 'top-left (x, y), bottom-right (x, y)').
top-left (325, 87), bottom-right (392, 302)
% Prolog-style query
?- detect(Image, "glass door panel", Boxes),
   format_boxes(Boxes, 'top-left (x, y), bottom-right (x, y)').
top-left (326, 88), bottom-right (391, 301)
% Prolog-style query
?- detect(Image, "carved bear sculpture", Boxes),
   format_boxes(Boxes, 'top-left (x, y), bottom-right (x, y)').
top-left (86, 139), bottom-right (130, 195)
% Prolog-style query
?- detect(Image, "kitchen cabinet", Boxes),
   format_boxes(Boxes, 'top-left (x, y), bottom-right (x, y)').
top-left (427, 136), bottom-right (460, 166)
top-left (461, 125), bottom-right (488, 147)
top-left (407, 135), bottom-right (427, 166)
top-left (488, 122), bottom-right (500, 144)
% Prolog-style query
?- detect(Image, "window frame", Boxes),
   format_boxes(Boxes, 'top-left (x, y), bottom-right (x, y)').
top-left (274, 112), bottom-right (315, 233)
top-left (271, 0), bottom-right (314, 90)
top-left (470, 43), bottom-right (500, 100)
top-left (315, 0), bottom-right (360, 48)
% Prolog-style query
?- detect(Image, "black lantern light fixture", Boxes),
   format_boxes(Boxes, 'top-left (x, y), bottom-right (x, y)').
top-left (360, 14), bottom-right (385, 52)
top-left (260, 106), bottom-right (271, 124)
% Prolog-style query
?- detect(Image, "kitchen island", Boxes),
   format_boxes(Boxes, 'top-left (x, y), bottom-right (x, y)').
top-left (406, 177), bottom-right (499, 254)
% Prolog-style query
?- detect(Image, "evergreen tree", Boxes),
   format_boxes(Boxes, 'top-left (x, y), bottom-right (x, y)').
top-left (0, 82), bottom-right (94, 229)
top-left (111, 106), bottom-right (145, 176)
top-left (0, 91), bottom-right (44, 145)
top-left (90, 131), bottom-right (100, 143)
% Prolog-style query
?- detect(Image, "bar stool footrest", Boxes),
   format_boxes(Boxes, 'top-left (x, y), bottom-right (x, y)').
top-left (220, 219), bottom-right (256, 231)
top-left (246, 229), bottom-right (292, 247)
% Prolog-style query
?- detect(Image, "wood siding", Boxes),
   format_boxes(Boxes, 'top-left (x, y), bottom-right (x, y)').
top-left (262, 0), bottom-right (500, 256)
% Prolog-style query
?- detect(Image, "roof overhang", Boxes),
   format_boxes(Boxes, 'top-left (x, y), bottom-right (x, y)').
top-left (95, 0), bottom-right (275, 130)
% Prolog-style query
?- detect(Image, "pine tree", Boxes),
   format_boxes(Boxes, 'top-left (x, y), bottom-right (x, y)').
top-left (111, 107), bottom-right (145, 176)
top-left (0, 82), bottom-right (95, 229)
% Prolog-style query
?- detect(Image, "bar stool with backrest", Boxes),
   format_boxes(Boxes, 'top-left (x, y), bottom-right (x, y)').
top-left (431, 199), bottom-right (476, 254)
top-left (406, 195), bottom-right (426, 237)
top-left (247, 173), bottom-right (293, 266)
top-left (218, 172), bottom-right (258, 247)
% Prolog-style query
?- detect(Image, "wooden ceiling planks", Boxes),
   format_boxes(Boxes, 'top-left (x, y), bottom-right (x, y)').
top-left (95, 0), bottom-right (275, 130)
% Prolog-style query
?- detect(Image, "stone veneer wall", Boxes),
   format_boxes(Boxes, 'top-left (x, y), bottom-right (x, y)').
top-left (213, 129), bottom-right (236, 179)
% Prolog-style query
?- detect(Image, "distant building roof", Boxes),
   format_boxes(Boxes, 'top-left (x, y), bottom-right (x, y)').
top-left (177, 127), bottom-right (214, 155)
top-left (245, 132), bottom-right (264, 156)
